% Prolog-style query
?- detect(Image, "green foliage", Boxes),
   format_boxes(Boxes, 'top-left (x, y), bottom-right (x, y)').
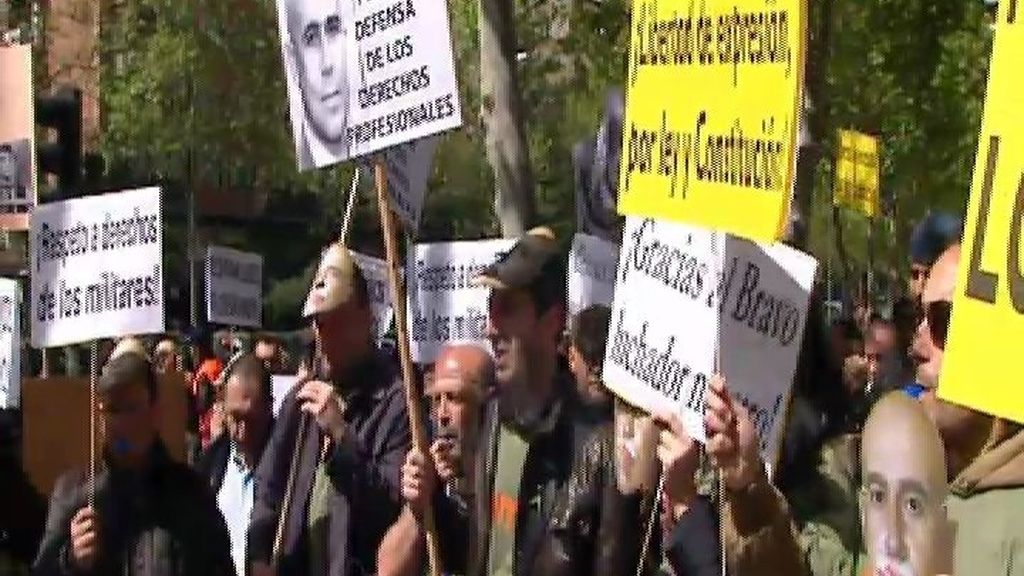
top-left (93, 0), bottom-right (995, 321)
top-left (808, 0), bottom-right (992, 287)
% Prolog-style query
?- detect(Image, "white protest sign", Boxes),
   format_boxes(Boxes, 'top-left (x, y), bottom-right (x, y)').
top-left (407, 238), bottom-right (515, 363)
top-left (206, 246), bottom-right (263, 328)
top-left (276, 0), bottom-right (462, 171)
top-left (0, 279), bottom-right (20, 409)
top-left (567, 233), bottom-right (618, 319)
top-left (360, 136), bottom-right (439, 230)
top-left (351, 251), bottom-right (397, 340)
top-left (272, 375), bottom-right (299, 417)
top-left (29, 187), bottom-right (165, 348)
top-left (604, 216), bottom-right (817, 468)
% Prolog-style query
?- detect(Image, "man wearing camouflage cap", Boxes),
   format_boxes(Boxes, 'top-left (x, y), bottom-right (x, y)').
top-left (249, 242), bottom-right (411, 576)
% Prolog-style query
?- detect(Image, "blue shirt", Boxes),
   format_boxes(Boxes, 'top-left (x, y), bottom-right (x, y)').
top-left (217, 442), bottom-right (254, 576)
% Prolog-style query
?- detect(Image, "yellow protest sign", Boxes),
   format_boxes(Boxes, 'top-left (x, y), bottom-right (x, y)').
top-left (938, 3), bottom-right (1024, 423)
top-left (833, 129), bottom-right (880, 218)
top-left (616, 0), bottom-right (807, 243)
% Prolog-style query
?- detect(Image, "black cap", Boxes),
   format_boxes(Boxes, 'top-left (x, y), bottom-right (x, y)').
top-left (474, 227), bottom-right (566, 312)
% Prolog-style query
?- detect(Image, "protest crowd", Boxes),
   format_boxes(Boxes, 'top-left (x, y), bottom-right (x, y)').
top-left (2, 212), bottom-right (1021, 576)
top-left (2, 0), bottom-right (1023, 575)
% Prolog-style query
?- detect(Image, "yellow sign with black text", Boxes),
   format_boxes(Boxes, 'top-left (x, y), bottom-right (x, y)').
top-left (616, 0), bottom-right (807, 243)
top-left (938, 3), bottom-right (1024, 423)
top-left (833, 129), bottom-right (879, 218)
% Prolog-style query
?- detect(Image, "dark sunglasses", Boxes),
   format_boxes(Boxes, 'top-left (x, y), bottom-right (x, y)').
top-left (921, 300), bottom-right (952, 349)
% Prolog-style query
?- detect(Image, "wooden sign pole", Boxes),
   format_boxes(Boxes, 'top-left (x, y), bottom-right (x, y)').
top-left (88, 340), bottom-right (98, 507)
top-left (373, 157), bottom-right (443, 576)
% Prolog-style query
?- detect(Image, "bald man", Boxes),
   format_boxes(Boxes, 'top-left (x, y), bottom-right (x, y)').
top-left (377, 344), bottom-right (493, 576)
top-left (860, 393), bottom-right (952, 576)
top-left (908, 245), bottom-right (1024, 575)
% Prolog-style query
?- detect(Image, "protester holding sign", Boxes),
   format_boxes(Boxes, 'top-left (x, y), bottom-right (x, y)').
top-left (709, 245), bottom-right (1024, 576)
top-left (404, 227), bottom-right (642, 575)
top-left (248, 242), bottom-right (410, 576)
top-left (378, 343), bottom-right (494, 576)
top-left (32, 351), bottom-right (234, 576)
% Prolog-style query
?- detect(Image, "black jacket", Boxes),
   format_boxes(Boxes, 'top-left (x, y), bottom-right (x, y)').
top-left (32, 440), bottom-right (235, 576)
top-left (196, 434), bottom-right (232, 495)
top-left (664, 496), bottom-right (722, 576)
top-left (247, 351), bottom-right (410, 576)
top-left (196, 419), bottom-right (275, 495)
top-left (441, 371), bottom-right (642, 576)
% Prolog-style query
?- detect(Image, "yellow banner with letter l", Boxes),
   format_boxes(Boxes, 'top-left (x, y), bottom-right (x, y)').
top-left (833, 129), bottom-right (880, 218)
top-left (616, 0), bottom-right (807, 243)
top-left (938, 1), bottom-right (1024, 423)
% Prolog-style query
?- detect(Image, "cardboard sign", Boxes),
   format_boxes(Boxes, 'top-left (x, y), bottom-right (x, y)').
top-left (0, 44), bottom-right (36, 230)
top-left (0, 278), bottom-right (20, 409)
top-left (21, 374), bottom-right (188, 497)
top-left (406, 238), bottom-right (514, 363)
top-left (360, 136), bottom-right (439, 230)
top-left (567, 233), bottom-right (619, 318)
top-left (205, 246), bottom-right (263, 328)
top-left (834, 129), bottom-right (880, 218)
top-left (603, 217), bottom-right (817, 467)
top-left (616, 0), bottom-right (806, 243)
top-left (276, 0), bottom-right (462, 170)
top-left (29, 187), bottom-right (165, 348)
top-left (938, 5), bottom-right (1024, 423)
top-left (351, 251), bottom-right (397, 340)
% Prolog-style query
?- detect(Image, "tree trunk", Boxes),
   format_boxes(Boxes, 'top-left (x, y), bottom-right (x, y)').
top-left (479, 0), bottom-right (536, 237)
top-left (792, 0), bottom-right (834, 251)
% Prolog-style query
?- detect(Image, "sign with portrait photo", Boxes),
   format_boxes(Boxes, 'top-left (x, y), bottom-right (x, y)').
top-left (0, 44), bottom-right (36, 230)
top-left (275, 0), bottom-right (462, 171)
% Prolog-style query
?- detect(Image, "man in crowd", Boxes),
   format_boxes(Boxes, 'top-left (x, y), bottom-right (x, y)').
top-left (197, 353), bottom-right (275, 576)
top-left (153, 337), bottom-right (181, 376)
top-left (907, 212), bottom-right (961, 304)
top-left (860, 392), bottom-right (953, 576)
top-left (284, 0), bottom-right (351, 167)
top-left (566, 304), bottom-right (613, 416)
top-left (32, 351), bottom-right (234, 575)
top-left (705, 244), bottom-right (1024, 576)
top-left (255, 333), bottom-right (288, 375)
top-left (843, 316), bottom-right (900, 398)
top-left (248, 242), bottom-right (410, 576)
top-left (404, 227), bottom-right (640, 575)
top-left (377, 343), bottom-right (494, 576)
top-left (185, 326), bottom-right (225, 452)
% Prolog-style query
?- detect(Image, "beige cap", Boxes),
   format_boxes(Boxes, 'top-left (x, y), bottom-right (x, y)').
top-left (302, 243), bottom-right (361, 318)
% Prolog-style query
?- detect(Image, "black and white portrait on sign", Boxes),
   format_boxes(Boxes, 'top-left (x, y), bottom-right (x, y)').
top-left (0, 137), bottom-right (32, 214)
top-left (276, 0), bottom-right (463, 172)
top-left (277, 0), bottom-right (354, 170)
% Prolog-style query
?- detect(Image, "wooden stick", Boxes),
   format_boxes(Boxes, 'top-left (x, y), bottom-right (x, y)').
top-left (271, 332), bottom-right (321, 568)
top-left (88, 340), bottom-right (98, 508)
top-left (374, 156), bottom-right (443, 576)
top-left (341, 167), bottom-right (360, 246)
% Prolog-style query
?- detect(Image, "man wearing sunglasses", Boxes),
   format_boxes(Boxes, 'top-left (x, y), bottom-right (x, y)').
top-left (910, 245), bottom-right (1024, 576)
